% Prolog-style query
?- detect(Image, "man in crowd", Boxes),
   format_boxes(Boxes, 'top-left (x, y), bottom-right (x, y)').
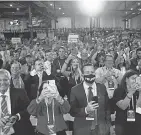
top-left (0, 69), bottom-right (34, 135)
top-left (52, 46), bottom-right (68, 97)
top-left (27, 58), bottom-right (54, 101)
top-left (95, 54), bottom-right (122, 100)
top-left (130, 47), bottom-right (141, 71)
top-left (70, 64), bottom-right (111, 135)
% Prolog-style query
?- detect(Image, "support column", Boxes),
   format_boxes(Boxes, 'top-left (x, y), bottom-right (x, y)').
top-left (28, 4), bottom-right (33, 45)
top-left (71, 15), bottom-right (75, 29)
top-left (54, 1), bottom-right (56, 30)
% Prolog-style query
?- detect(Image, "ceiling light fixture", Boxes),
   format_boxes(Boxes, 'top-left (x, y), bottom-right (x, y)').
top-left (139, 9), bottom-right (141, 11)
top-left (50, 4), bottom-right (53, 6)
top-left (62, 13), bottom-right (65, 15)
top-left (17, 8), bottom-right (19, 11)
top-left (131, 8), bottom-right (133, 10)
top-left (10, 4), bottom-right (13, 7)
top-left (59, 8), bottom-right (61, 10)
top-left (138, 3), bottom-right (140, 6)
top-left (126, 12), bottom-right (127, 14)
top-left (132, 12), bottom-right (135, 14)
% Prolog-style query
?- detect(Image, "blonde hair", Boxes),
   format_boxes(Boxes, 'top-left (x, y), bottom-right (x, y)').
top-left (70, 58), bottom-right (83, 81)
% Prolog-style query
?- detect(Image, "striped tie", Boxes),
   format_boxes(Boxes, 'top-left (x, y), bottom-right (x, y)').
top-left (1, 95), bottom-right (10, 134)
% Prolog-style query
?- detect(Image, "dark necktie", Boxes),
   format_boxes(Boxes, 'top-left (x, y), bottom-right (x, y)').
top-left (88, 87), bottom-right (93, 102)
top-left (1, 95), bottom-right (10, 134)
top-left (88, 87), bottom-right (97, 130)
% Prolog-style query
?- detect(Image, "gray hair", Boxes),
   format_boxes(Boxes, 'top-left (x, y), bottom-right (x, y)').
top-left (0, 69), bottom-right (11, 80)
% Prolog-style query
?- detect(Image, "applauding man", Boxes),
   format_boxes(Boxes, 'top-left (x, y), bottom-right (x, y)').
top-left (0, 69), bottom-right (34, 135)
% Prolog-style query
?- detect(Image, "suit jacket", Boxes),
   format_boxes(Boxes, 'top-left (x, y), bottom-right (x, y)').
top-left (27, 99), bottom-right (70, 135)
top-left (26, 71), bottom-right (55, 101)
top-left (10, 88), bottom-right (34, 135)
top-left (130, 58), bottom-right (138, 71)
top-left (70, 82), bottom-right (111, 135)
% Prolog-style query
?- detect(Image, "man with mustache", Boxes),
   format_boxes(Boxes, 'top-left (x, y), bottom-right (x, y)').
top-left (70, 64), bottom-right (111, 135)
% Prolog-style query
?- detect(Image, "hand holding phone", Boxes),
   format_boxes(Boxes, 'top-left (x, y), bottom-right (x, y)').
top-left (92, 96), bottom-right (98, 104)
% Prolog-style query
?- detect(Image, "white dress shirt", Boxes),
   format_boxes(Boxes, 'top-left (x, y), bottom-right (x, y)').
top-left (0, 89), bottom-right (14, 135)
top-left (0, 89), bottom-right (11, 118)
top-left (83, 81), bottom-right (97, 103)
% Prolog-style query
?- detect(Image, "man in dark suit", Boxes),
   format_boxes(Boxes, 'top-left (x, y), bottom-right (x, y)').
top-left (0, 69), bottom-right (34, 135)
top-left (70, 64), bottom-right (111, 135)
top-left (26, 59), bottom-right (54, 101)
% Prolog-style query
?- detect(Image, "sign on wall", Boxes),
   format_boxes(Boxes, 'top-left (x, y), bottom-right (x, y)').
top-left (11, 37), bottom-right (21, 44)
top-left (68, 33), bottom-right (79, 43)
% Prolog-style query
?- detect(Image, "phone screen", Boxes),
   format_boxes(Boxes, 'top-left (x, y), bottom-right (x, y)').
top-left (92, 96), bottom-right (98, 103)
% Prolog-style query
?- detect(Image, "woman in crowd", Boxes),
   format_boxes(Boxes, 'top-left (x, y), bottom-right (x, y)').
top-left (61, 55), bottom-right (83, 98)
top-left (113, 70), bottom-right (141, 135)
top-left (27, 81), bottom-right (70, 135)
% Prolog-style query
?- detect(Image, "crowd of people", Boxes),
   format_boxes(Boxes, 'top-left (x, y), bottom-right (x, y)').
top-left (0, 28), bottom-right (141, 135)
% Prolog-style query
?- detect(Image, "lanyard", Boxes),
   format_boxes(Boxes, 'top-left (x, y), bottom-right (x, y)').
top-left (46, 99), bottom-right (55, 125)
top-left (129, 96), bottom-right (135, 110)
top-left (58, 60), bottom-right (62, 70)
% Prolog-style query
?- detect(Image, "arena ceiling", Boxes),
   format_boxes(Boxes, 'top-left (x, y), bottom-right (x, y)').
top-left (0, 1), bottom-right (140, 20)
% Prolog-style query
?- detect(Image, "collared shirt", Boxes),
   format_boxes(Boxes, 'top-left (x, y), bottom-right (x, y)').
top-left (0, 89), bottom-right (14, 135)
top-left (83, 81), bottom-right (97, 103)
top-left (95, 66), bottom-right (122, 98)
top-left (0, 89), bottom-right (11, 118)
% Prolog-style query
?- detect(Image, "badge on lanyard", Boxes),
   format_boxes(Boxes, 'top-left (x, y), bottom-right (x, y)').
top-left (46, 100), bottom-right (56, 135)
top-left (48, 125), bottom-right (56, 135)
top-left (108, 80), bottom-right (115, 90)
top-left (127, 97), bottom-right (135, 122)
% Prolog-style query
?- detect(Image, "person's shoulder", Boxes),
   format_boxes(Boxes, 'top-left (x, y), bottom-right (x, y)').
top-left (95, 67), bottom-right (103, 72)
top-left (130, 58), bottom-right (137, 62)
top-left (53, 57), bottom-right (59, 63)
top-left (96, 82), bottom-right (106, 90)
top-left (10, 88), bottom-right (27, 95)
top-left (71, 83), bottom-right (83, 92)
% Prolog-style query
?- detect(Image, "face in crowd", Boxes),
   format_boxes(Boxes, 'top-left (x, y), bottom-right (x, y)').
top-left (10, 62), bottom-right (21, 76)
top-left (137, 59), bottom-right (141, 69)
top-left (58, 48), bottom-right (65, 59)
top-left (81, 49), bottom-right (88, 60)
top-left (83, 65), bottom-right (95, 84)
top-left (119, 56), bottom-right (125, 65)
top-left (0, 70), bottom-right (11, 94)
top-left (26, 56), bottom-right (33, 65)
top-left (126, 74), bottom-right (138, 89)
top-left (35, 60), bottom-right (44, 72)
top-left (71, 58), bottom-right (80, 69)
top-left (105, 55), bottom-right (114, 69)
top-left (136, 50), bottom-right (141, 59)
top-left (14, 52), bottom-right (20, 60)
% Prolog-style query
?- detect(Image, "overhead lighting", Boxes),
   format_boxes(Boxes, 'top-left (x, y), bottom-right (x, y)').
top-left (131, 8), bottom-right (133, 10)
top-left (138, 3), bottom-right (140, 6)
top-left (125, 12), bottom-right (128, 14)
top-left (17, 8), bottom-right (19, 11)
top-left (50, 3), bottom-right (53, 6)
top-left (79, 0), bottom-right (105, 16)
top-left (10, 4), bottom-right (13, 7)
top-left (132, 12), bottom-right (135, 14)
top-left (59, 8), bottom-right (61, 10)
top-left (62, 13), bottom-right (65, 15)
top-left (138, 9), bottom-right (141, 11)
